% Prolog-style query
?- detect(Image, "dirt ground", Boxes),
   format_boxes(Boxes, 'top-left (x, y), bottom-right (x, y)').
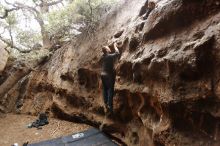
top-left (0, 113), bottom-right (90, 146)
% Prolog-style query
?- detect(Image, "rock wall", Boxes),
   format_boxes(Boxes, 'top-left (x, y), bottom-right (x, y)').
top-left (1, 0), bottom-right (220, 145)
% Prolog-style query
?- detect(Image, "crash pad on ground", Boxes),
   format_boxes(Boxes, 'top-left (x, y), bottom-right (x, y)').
top-left (28, 128), bottom-right (118, 146)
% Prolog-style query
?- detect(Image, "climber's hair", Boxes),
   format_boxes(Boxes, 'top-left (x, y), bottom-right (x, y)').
top-left (102, 46), bottom-right (111, 54)
top-left (148, 1), bottom-right (156, 9)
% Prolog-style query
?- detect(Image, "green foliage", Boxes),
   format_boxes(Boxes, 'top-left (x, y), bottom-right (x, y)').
top-left (46, 0), bottom-right (117, 39)
top-left (0, 0), bottom-right (118, 51)
top-left (76, 0), bottom-right (114, 21)
top-left (16, 29), bottom-right (42, 48)
top-left (46, 2), bottom-right (82, 40)
top-left (0, 6), bottom-right (18, 29)
top-left (0, 3), bottom-right (18, 27)
top-left (75, 0), bottom-right (117, 30)
top-left (5, 13), bottom-right (17, 26)
top-left (32, 0), bottom-right (39, 3)
top-left (0, 5), bottom-right (5, 15)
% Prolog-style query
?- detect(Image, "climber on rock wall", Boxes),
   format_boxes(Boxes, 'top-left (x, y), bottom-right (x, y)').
top-left (139, 0), bottom-right (156, 20)
top-left (101, 42), bottom-right (120, 115)
top-left (143, 1), bottom-right (156, 19)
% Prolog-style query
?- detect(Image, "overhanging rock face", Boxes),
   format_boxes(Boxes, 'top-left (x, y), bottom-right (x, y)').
top-left (29, 128), bottom-right (117, 146)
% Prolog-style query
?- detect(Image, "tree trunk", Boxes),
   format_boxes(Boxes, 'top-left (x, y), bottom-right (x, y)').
top-left (35, 14), bottom-right (51, 48)
top-left (41, 26), bottom-right (51, 48)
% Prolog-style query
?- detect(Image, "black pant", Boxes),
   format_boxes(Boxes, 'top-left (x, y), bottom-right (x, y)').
top-left (101, 73), bottom-right (115, 112)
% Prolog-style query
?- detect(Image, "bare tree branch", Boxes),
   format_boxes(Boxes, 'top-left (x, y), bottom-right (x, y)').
top-left (15, 3), bottom-right (39, 14)
top-left (3, 46), bottom-right (10, 54)
top-left (88, 0), bottom-right (93, 20)
top-left (0, 8), bottom-right (20, 19)
top-left (4, 0), bottom-right (39, 14)
top-left (8, 27), bottom-right (13, 48)
top-left (3, 0), bottom-right (63, 47)
top-left (44, 0), bottom-right (63, 7)
top-left (4, 0), bottom-right (19, 8)
top-left (38, 0), bottom-right (63, 13)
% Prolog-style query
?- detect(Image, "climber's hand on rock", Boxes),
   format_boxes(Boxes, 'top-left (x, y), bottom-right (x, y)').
top-left (113, 42), bottom-right (120, 53)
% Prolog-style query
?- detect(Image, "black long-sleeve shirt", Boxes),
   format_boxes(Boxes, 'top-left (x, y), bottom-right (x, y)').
top-left (101, 52), bottom-right (119, 76)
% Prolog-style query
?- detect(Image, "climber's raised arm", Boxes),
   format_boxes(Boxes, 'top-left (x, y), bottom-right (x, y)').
top-left (113, 42), bottom-right (120, 54)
